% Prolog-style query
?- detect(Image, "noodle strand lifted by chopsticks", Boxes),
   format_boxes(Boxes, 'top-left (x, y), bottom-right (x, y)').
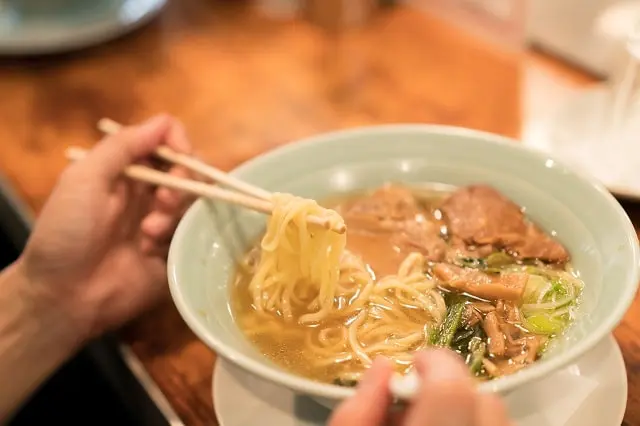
top-left (248, 193), bottom-right (346, 323)
top-left (243, 192), bottom-right (447, 375)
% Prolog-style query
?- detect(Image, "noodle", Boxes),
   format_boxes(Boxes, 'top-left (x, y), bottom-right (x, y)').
top-left (232, 185), bottom-right (582, 384)
top-left (248, 193), bottom-right (346, 323)
top-left (241, 192), bottom-right (447, 377)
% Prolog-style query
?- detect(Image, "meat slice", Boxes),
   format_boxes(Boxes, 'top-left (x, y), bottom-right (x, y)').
top-left (483, 311), bottom-right (506, 357)
top-left (515, 225), bottom-right (570, 262)
top-left (465, 305), bottom-right (483, 327)
top-left (343, 185), bottom-right (420, 227)
top-left (440, 185), bottom-right (526, 244)
top-left (392, 219), bottom-right (447, 261)
top-left (470, 302), bottom-right (496, 314)
top-left (505, 335), bottom-right (546, 364)
top-left (440, 185), bottom-right (569, 263)
top-left (432, 264), bottom-right (527, 301)
top-left (342, 185), bottom-right (448, 263)
top-left (496, 302), bottom-right (524, 341)
top-left (446, 236), bottom-right (494, 263)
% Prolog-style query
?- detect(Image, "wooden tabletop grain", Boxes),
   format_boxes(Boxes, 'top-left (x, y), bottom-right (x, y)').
top-left (1, 1), bottom-right (637, 425)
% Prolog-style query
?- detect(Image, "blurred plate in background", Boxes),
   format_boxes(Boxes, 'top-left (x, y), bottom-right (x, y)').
top-left (0, 0), bottom-right (166, 55)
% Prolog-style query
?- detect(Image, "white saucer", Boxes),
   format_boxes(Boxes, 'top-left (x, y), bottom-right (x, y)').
top-left (0, 0), bottom-right (166, 55)
top-left (213, 335), bottom-right (626, 426)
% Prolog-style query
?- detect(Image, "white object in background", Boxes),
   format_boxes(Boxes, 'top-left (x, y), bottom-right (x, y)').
top-left (595, 1), bottom-right (640, 102)
top-left (527, 0), bottom-right (636, 77)
top-left (595, 1), bottom-right (640, 44)
top-left (462, 0), bottom-right (513, 20)
top-left (255, 0), bottom-right (301, 20)
top-left (527, 17), bottom-right (640, 201)
top-left (212, 335), bottom-right (625, 426)
top-left (408, 0), bottom-right (526, 50)
top-left (520, 62), bottom-right (581, 155)
top-left (0, 0), bottom-right (166, 55)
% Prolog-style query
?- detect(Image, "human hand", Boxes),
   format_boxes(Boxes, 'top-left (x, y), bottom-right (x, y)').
top-left (18, 115), bottom-right (193, 340)
top-left (329, 349), bottom-right (512, 426)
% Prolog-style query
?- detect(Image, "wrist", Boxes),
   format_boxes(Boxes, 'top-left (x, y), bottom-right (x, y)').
top-left (0, 261), bottom-right (86, 419)
top-left (10, 258), bottom-right (88, 349)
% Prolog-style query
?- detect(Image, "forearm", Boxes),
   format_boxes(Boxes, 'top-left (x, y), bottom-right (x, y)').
top-left (0, 261), bottom-right (83, 421)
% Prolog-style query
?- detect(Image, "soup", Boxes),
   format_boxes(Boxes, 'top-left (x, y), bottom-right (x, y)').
top-left (231, 184), bottom-right (583, 386)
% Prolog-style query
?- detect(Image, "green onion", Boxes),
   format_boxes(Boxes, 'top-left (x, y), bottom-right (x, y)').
top-left (520, 268), bottom-right (582, 335)
top-left (457, 257), bottom-right (487, 269)
top-left (522, 313), bottom-right (568, 335)
top-left (467, 337), bottom-right (486, 374)
top-left (486, 252), bottom-right (516, 268)
top-left (433, 301), bottom-right (466, 348)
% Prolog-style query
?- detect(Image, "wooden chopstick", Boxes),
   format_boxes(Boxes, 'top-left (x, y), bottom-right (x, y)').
top-left (65, 146), bottom-right (273, 214)
top-left (95, 118), bottom-right (346, 233)
top-left (97, 118), bottom-right (272, 201)
top-left (65, 146), bottom-right (346, 234)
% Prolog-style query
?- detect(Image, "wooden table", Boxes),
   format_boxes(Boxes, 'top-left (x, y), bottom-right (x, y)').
top-left (1, 1), bottom-right (636, 425)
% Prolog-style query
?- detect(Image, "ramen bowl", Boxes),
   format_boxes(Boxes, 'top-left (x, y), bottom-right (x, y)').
top-left (167, 125), bottom-right (640, 408)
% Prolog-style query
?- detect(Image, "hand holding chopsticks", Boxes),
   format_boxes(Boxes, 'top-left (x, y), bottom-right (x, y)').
top-left (65, 119), bottom-right (346, 234)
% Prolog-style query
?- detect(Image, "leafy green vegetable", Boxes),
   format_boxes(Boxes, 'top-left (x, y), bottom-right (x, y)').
top-left (521, 274), bottom-right (548, 304)
top-left (522, 270), bottom-right (582, 308)
top-left (452, 327), bottom-right (476, 346)
top-left (520, 267), bottom-right (583, 335)
top-left (522, 313), bottom-right (568, 335)
top-left (486, 252), bottom-right (516, 268)
top-left (467, 337), bottom-right (486, 374)
top-left (432, 301), bottom-right (466, 348)
top-left (456, 252), bottom-right (517, 271)
top-left (457, 257), bottom-right (487, 269)
top-left (452, 324), bottom-right (486, 354)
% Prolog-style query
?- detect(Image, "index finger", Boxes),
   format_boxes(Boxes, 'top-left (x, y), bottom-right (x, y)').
top-left (164, 119), bottom-right (192, 154)
top-left (156, 120), bottom-right (194, 209)
top-left (81, 115), bottom-right (172, 182)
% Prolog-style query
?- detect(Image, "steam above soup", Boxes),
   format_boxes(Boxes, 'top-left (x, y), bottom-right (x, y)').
top-left (231, 184), bottom-right (583, 386)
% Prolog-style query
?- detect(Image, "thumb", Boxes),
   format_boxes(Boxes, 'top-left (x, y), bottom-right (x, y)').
top-left (328, 358), bottom-right (393, 426)
top-left (83, 115), bottom-right (172, 181)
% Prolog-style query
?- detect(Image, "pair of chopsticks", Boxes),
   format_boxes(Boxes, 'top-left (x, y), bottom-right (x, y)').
top-left (65, 118), bottom-right (346, 234)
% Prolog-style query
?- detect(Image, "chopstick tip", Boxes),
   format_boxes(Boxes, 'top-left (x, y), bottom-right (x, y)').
top-left (97, 117), bottom-right (123, 135)
top-left (65, 146), bottom-right (87, 161)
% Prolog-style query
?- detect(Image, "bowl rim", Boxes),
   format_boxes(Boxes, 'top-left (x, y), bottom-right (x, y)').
top-left (168, 124), bottom-right (640, 401)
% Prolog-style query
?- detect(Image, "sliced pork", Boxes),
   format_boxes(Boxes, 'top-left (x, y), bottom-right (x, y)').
top-left (432, 263), bottom-right (527, 301)
top-left (440, 185), bottom-right (569, 263)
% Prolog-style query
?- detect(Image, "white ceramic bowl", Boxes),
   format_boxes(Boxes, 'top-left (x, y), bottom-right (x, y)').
top-left (168, 125), bottom-right (640, 408)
